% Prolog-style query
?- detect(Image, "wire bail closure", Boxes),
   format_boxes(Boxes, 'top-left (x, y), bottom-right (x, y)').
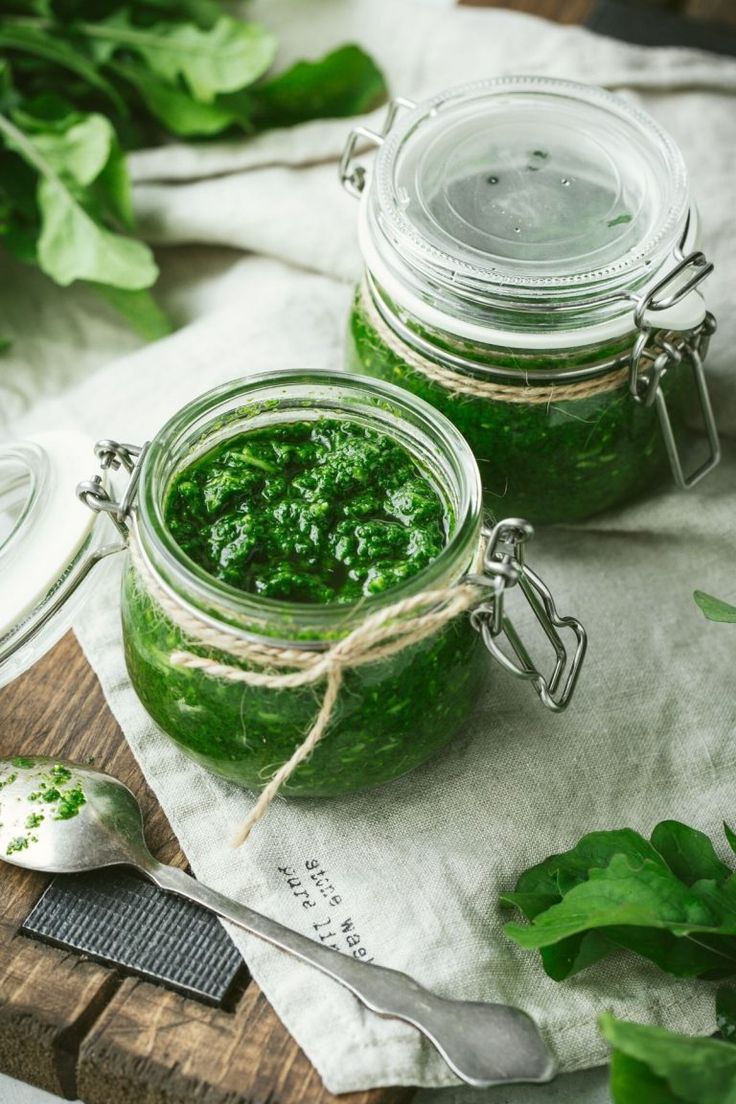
top-left (466, 520), bottom-right (587, 713)
top-left (339, 97), bottom-right (416, 197)
top-left (76, 440), bottom-right (149, 538)
top-left (630, 250), bottom-right (719, 489)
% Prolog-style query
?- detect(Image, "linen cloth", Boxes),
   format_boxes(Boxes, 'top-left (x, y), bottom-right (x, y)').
top-left (3, 0), bottom-right (736, 1093)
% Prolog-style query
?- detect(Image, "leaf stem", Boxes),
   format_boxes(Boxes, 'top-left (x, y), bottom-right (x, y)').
top-left (0, 111), bottom-right (58, 182)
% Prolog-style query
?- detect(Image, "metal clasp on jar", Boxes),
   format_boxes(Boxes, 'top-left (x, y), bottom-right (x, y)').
top-left (339, 97), bottom-right (416, 197)
top-left (630, 247), bottom-right (720, 489)
top-left (466, 520), bottom-right (587, 714)
top-left (77, 440), bottom-right (148, 537)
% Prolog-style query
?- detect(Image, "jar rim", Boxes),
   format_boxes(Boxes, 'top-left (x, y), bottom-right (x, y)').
top-left (135, 371), bottom-right (483, 642)
top-left (365, 76), bottom-right (692, 336)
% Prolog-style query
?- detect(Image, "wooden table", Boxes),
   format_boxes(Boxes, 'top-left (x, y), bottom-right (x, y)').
top-left (1, 1), bottom-right (732, 1101)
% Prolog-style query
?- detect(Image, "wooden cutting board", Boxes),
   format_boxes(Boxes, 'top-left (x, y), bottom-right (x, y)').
top-left (0, 633), bottom-right (410, 1104)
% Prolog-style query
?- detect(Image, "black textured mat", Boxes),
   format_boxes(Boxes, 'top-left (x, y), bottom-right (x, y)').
top-left (22, 869), bottom-right (246, 1007)
top-left (587, 0), bottom-right (736, 57)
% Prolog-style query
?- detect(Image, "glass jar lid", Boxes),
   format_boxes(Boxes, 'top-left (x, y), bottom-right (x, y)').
top-left (0, 431), bottom-right (109, 687)
top-left (364, 77), bottom-right (692, 336)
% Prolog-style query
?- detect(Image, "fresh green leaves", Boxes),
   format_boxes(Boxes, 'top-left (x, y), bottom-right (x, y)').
top-left (601, 1009), bottom-right (736, 1104)
top-left (0, 23), bottom-right (127, 113)
top-left (37, 176), bottom-right (156, 287)
top-left (248, 44), bottom-right (388, 130)
top-left (86, 12), bottom-right (277, 102)
top-left (695, 592), bottom-right (736, 623)
top-left (502, 821), bottom-right (736, 981)
top-left (0, 3), bottom-right (388, 339)
top-left (114, 60), bottom-right (238, 136)
top-left (0, 108), bottom-right (157, 289)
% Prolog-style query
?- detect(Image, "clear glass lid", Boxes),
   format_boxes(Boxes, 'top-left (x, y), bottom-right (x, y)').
top-left (0, 432), bottom-right (108, 688)
top-left (366, 77), bottom-right (691, 331)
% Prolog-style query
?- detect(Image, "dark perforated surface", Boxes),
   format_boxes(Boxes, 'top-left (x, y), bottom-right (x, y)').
top-left (22, 869), bottom-right (246, 1006)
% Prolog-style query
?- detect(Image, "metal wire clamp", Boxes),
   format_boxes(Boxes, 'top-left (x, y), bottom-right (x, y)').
top-left (77, 441), bottom-right (149, 538)
top-left (466, 520), bottom-right (587, 714)
top-left (630, 252), bottom-right (719, 489)
top-left (339, 97), bottom-right (416, 197)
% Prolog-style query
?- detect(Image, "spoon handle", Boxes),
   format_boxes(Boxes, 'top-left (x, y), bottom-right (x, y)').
top-left (144, 860), bottom-right (554, 1088)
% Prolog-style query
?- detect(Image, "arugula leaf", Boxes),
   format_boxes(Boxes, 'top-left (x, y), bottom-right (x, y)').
top-left (695, 591), bottom-right (736, 623)
top-left (84, 12), bottom-right (277, 102)
top-left (0, 110), bottom-right (156, 287)
top-left (609, 1052), bottom-right (683, 1104)
top-left (29, 112), bottom-right (114, 185)
top-left (22, 108), bottom-right (133, 226)
top-left (37, 176), bottom-right (156, 287)
top-left (0, 4), bottom-right (387, 337)
top-left (651, 820), bottom-right (733, 886)
top-left (500, 828), bottom-right (668, 980)
top-left (114, 60), bottom-right (238, 136)
top-left (601, 1012), bottom-right (736, 1104)
top-left (0, 23), bottom-right (127, 114)
top-left (247, 44), bottom-right (388, 129)
top-left (503, 821), bottom-right (736, 981)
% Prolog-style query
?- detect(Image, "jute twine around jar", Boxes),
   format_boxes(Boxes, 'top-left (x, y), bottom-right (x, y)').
top-left (359, 281), bottom-right (630, 403)
top-left (129, 532), bottom-right (486, 847)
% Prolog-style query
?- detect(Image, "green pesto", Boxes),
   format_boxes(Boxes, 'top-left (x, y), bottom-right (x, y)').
top-left (0, 763), bottom-right (86, 855)
top-left (123, 419), bottom-right (486, 798)
top-left (53, 785), bottom-right (87, 820)
top-left (164, 420), bottom-right (447, 604)
top-left (347, 288), bottom-right (692, 525)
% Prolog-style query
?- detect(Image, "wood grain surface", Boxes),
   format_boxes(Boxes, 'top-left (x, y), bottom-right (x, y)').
top-left (0, 635), bottom-right (408, 1104)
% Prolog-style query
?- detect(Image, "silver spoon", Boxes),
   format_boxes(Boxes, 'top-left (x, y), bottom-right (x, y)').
top-left (0, 756), bottom-right (555, 1088)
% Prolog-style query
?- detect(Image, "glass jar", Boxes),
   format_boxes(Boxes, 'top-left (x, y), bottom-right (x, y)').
top-left (0, 372), bottom-right (587, 799)
top-left (340, 78), bottom-right (720, 525)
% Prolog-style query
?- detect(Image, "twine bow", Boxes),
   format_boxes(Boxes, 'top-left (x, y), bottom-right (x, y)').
top-left (359, 281), bottom-right (630, 403)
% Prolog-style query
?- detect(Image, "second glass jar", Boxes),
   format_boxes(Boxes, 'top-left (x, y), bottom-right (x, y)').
top-left (341, 77), bottom-right (720, 525)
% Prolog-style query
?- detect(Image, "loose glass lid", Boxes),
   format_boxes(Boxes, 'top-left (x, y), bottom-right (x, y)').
top-left (368, 77), bottom-right (690, 326)
top-left (0, 432), bottom-right (108, 688)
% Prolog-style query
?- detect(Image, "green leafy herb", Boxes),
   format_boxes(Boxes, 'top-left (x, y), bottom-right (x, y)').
top-left (601, 1007), bottom-right (736, 1104)
top-left (247, 44), bottom-right (388, 130)
top-left (502, 820), bottom-right (736, 981)
top-left (0, 5), bottom-right (388, 343)
top-left (695, 591), bottom-right (736, 623)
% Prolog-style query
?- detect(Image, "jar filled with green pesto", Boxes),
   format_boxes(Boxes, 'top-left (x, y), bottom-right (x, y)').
top-left (59, 372), bottom-right (585, 802)
top-left (340, 78), bottom-right (720, 524)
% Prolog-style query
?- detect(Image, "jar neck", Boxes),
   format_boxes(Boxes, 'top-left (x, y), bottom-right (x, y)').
top-left (363, 275), bottom-right (635, 384)
top-left (134, 371), bottom-right (483, 645)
